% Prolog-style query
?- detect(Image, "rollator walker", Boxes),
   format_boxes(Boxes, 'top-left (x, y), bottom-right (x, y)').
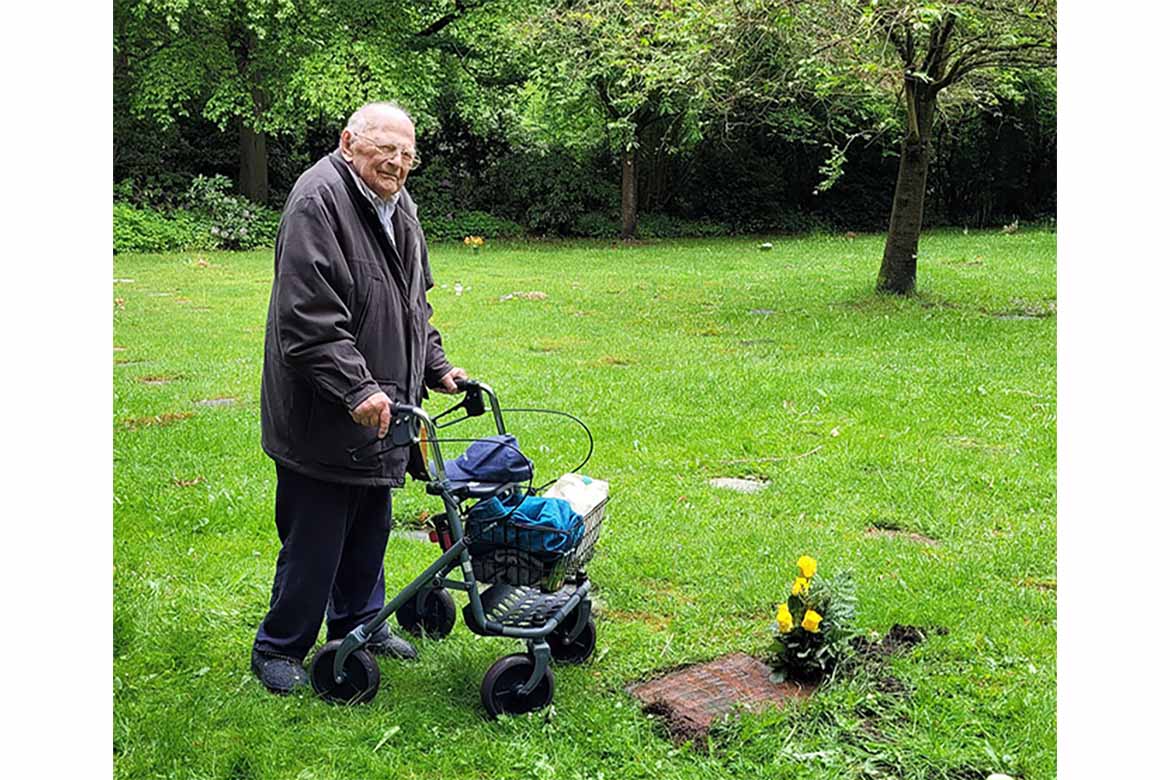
top-left (308, 379), bottom-right (606, 717)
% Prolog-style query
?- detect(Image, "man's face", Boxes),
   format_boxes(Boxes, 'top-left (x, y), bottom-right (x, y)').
top-left (340, 111), bottom-right (417, 200)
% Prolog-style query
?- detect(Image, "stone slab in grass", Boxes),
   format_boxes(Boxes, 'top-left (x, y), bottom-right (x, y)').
top-left (708, 477), bottom-right (769, 493)
top-left (195, 397), bottom-right (237, 407)
top-left (628, 653), bottom-right (810, 743)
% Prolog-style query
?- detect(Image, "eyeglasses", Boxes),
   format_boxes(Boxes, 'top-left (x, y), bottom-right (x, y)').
top-left (350, 132), bottom-right (421, 169)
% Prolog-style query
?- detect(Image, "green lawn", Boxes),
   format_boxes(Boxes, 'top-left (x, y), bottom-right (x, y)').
top-left (113, 229), bottom-right (1056, 780)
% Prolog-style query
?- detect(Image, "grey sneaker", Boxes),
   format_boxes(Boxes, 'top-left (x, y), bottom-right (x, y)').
top-left (366, 624), bottom-right (418, 660)
top-left (251, 650), bottom-right (309, 694)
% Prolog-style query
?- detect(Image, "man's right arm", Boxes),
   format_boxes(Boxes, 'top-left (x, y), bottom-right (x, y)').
top-left (273, 197), bottom-right (383, 419)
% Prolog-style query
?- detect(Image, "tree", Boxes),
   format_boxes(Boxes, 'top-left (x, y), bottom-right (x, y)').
top-left (864, 1), bottom-right (1055, 293)
top-left (733, 1), bottom-right (1055, 293)
top-left (518, 0), bottom-right (720, 239)
top-left (114, 0), bottom-right (518, 204)
top-left (116, 0), bottom-right (328, 202)
top-left (822, 2), bottom-right (1056, 293)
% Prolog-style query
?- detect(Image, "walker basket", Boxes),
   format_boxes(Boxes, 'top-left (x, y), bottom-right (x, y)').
top-left (468, 496), bottom-right (607, 592)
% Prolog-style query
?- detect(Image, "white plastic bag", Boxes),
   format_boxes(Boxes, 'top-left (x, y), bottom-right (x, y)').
top-left (544, 473), bottom-right (609, 517)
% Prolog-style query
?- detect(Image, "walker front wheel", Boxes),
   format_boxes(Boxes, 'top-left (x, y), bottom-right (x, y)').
top-left (308, 639), bottom-right (380, 705)
top-left (481, 654), bottom-right (555, 718)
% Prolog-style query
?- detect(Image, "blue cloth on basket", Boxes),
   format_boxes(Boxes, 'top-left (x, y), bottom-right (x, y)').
top-left (467, 493), bottom-right (584, 556)
top-left (444, 434), bottom-right (534, 484)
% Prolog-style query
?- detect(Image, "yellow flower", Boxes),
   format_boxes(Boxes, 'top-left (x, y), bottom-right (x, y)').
top-left (796, 555), bottom-right (817, 579)
top-left (801, 609), bottom-right (823, 633)
top-left (791, 577), bottom-right (809, 596)
top-left (775, 603), bottom-right (794, 633)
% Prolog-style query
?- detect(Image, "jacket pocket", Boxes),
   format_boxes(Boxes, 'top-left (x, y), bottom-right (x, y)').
top-left (350, 259), bottom-right (387, 338)
top-left (307, 391), bottom-right (381, 473)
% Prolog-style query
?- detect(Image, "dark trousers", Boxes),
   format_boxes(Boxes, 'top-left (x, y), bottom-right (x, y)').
top-left (253, 463), bottom-right (392, 661)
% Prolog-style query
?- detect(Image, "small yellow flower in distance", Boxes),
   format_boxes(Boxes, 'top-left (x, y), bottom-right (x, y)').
top-left (776, 604), bottom-right (794, 633)
top-left (801, 609), bottom-right (823, 633)
top-left (792, 577), bottom-right (809, 596)
top-left (796, 555), bottom-right (817, 579)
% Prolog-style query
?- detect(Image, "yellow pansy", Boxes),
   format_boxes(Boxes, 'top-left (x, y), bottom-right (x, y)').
top-left (775, 604), bottom-right (794, 633)
top-left (791, 577), bottom-right (809, 596)
top-left (801, 609), bottom-right (823, 633)
top-left (796, 555), bottom-right (818, 579)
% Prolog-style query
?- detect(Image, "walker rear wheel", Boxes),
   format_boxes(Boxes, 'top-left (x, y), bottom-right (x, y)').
top-left (549, 616), bottom-right (597, 664)
top-left (396, 587), bottom-right (457, 639)
top-left (308, 639), bottom-right (380, 705)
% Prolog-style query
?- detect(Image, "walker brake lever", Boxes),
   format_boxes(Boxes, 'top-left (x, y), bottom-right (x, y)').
top-left (347, 410), bottom-right (421, 461)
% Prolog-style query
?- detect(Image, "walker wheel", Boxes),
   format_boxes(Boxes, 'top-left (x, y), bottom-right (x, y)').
top-left (481, 654), bottom-right (555, 718)
top-left (308, 639), bottom-right (380, 705)
top-left (549, 616), bottom-right (597, 664)
top-left (396, 587), bottom-right (457, 639)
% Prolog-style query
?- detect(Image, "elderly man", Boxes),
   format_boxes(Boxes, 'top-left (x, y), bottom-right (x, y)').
top-left (253, 102), bottom-right (467, 694)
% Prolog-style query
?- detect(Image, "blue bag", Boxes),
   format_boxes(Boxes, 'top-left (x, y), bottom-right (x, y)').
top-left (467, 493), bottom-right (584, 557)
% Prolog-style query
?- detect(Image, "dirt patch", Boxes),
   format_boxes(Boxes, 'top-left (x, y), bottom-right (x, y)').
top-left (851, 624), bottom-right (946, 662)
top-left (172, 476), bottom-right (205, 487)
top-left (864, 527), bottom-right (940, 547)
top-left (599, 355), bottom-right (633, 366)
top-left (1019, 577), bottom-right (1056, 592)
top-left (986, 299), bottom-right (1056, 319)
top-left (642, 579), bottom-right (696, 605)
top-left (946, 435), bottom-right (1015, 454)
top-left (138, 375), bottom-right (181, 386)
top-left (123, 412), bottom-right (194, 431)
top-left (628, 653), bottom-right (811, 743)
top-left (607, 610), bottom-right (672, 631)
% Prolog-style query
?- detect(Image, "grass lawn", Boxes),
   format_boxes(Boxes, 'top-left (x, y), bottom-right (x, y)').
top-left (113, 229), bottom-right (1056, 780)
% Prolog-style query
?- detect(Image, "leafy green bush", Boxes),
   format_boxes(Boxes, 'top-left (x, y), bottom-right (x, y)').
top-left (479, 151), bottom-right (618, 235)
top-left (113, 203), bottom-right (210, 254)
top-left (185, 175), bottom-right (280, 250)
top-left (571, 212), bottom-right (621, 238)
top-left (421, 210), bottom-right (525, 242)
top-left (636, 214), bottom-right (730, 238)
top-left (570, 212), bottom-right (730, 239)
top-left (114, 174), bottom-right (194, 210)
top-left (769, 555), bottom-right (858, 682)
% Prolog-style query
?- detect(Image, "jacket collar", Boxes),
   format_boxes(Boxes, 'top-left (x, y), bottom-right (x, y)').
top-left (327, 152), bottom-right (411, 292)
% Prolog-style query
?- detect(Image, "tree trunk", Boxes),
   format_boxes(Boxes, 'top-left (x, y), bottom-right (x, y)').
top-left (621, 146), bottom-right (638, 240)
top-left (877, 89), bottom-right (936, 295)
top-left (238, 121), bottom-right (269, 204)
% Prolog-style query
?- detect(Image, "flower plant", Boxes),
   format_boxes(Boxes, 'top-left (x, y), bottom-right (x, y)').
top-left (769, 555), bottom-right (857, 682)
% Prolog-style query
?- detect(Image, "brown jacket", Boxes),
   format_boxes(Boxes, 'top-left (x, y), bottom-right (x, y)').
top-left (260, 152), bottom-right (453, 485)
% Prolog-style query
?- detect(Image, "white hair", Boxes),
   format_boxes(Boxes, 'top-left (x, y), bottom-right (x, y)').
top-left (345, 101), bottom-right (414, 135)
